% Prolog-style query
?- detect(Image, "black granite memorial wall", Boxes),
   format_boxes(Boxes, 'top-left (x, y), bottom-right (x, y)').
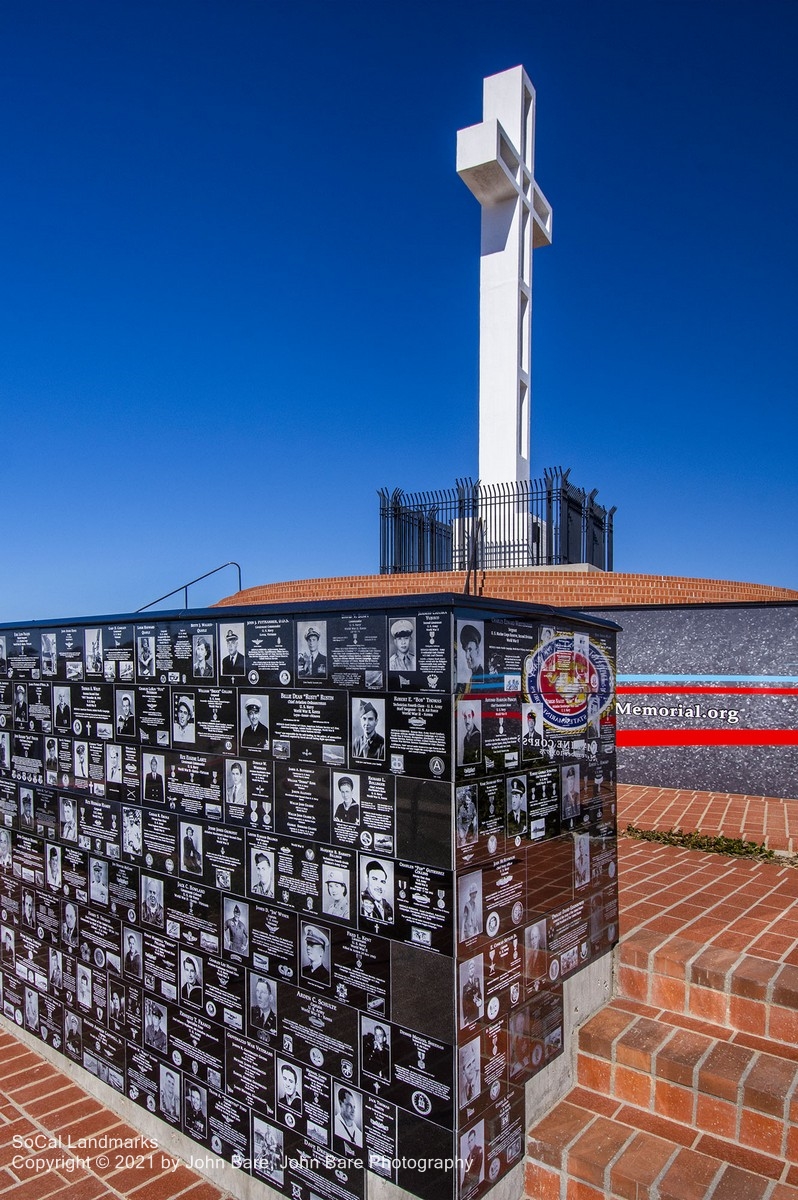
top-left (0, 596), bottom-right (618, 1200)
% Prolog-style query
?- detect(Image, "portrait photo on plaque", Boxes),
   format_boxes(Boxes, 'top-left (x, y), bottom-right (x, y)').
top-left (561, 763), bottom-right (581, 822)
top-left (89, 857), bottom-right (109, 905)
top-left (105, 742), bottom-right (123, 786)
top-left (522, 701), bottom-right (544, 759)
top-left (456, 699), bottom-right (482, 767)
top-left (0, 828), bottom-right (12, 871)
top-left (456, 620), bottom-right (485, 689)
top-left (239, 694), bottom-right (269, 753)
top-left (173, 693), bottom-right (196, 745)
top-left (351, 698), bottom-right (385, 762)
top-left (359, 855), bottom-right (394, 925)
top-left (574, 831), bottom-right (591, 889)
top-left (46, 844), bottom-right (62, 890)
top-left (76, 962), bottom-right (92, 1010)
top-left (19, 787), bottom-right (34, 829)
top-left (361, 1015), bottom-right (391, 1081)
top-left (525, 918), bottom-right (547, 990)
top-left (297, 620), bottom-right (328, 679)
top-left (322, 864), bottom-right (350, 920)
top-left (140, 874), bottom-right (165, 928)
top-left (223, 897), bottom-right (250, 955)
top-left (184, 1080), bottom-right (207, 1140)
top-left (84, 628), bottom-right (103, 676)
top-left (61, 900), bottom-right (78, 950)
top-left (333, 1084), bottom-right (364, 1149)
top-left (300, 920), bottom-right (331, 985)
top-left (48, 946), bottom-right (63, 991)
top-left (253, 1117), bottom-right (284, 1185)
top-left (249, 847), bottom-right (274, 898)
top-left (458, 870), bottom-right (483, 942)
top-left (115, 690), bottom-right (135, 739)
top-left (122, 805), bottom-right (142, 854)
top-left (180, 821), bottom-right (203, 876)
top-left (142, 752), bottom-right (166, 803)
top-left (123, 928), bottom-right (142, 977)
top-left (506, 776), bottom-right (528, 838)
top-left (219, 624), bottom-right (246, 679)
top-left (332, 772), bottom-right (360, 825)
top-left (180, 951), bottom-right (204, 1007)
top-left (137, 634), bottom-right (156, 679)
top-left (276, 1056), bottom-right (303, 1112)
top-left (73, 740), bottom-right (89, 782)
top-left (226, 759), bottom-right (247, 809)
top-left (193, 634), bottom-right (215, 680)
top-left (459, 953), bottom-right (484, 1028)
top-left (459, 1121), bottom-right (485, 1194)
top-left (459, 1034), bottom-right (482, 1106)
top-left (388, 617), bottom-right (416, 673)
top-left (159, 1064), bottom-right (181, 1123)
top-left (53, 685), bottom-right (72, 730)
top-left (249, 972), bottom-right (277, 1034)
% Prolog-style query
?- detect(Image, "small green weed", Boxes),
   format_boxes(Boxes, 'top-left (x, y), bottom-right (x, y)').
top-left (622, 824), bottom-right (787, 863)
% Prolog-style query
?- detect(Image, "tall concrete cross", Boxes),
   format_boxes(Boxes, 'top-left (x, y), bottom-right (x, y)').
top-left (457, 66), bottom-right (552, 486)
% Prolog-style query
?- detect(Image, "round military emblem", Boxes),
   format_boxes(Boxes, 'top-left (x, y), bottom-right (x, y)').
top-left (523, 634), bottom-right (613, 733)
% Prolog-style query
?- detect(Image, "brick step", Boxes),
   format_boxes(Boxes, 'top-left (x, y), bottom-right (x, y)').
top-left (526, 1094), bottom-right (798, 1200)
top-left (619, 929), bottom-right (798, 1042)
top-left (576, 999), bottom-right (798, 1170)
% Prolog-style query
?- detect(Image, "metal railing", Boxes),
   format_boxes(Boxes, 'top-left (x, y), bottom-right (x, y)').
top-left (137, 561), bottom-right (243, 613)
top-left (379, 470), bottom-right (615, 575)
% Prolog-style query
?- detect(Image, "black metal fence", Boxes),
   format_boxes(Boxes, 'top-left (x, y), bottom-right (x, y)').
top-left (378, 469), bottom-right (615, 575)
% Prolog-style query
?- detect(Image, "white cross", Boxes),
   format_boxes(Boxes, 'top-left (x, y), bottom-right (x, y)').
top-left (457, 66), bottom-right (552, 485)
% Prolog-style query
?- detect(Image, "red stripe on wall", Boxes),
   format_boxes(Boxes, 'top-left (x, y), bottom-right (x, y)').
top-left (617, 686), bottom-right (798, 696)
top-left (617, 729), bottom-right (798, 747)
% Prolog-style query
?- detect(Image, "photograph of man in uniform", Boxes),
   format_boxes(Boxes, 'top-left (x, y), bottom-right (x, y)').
top-left (65, 1011), bottom-right (82, 1059)
top-left (184, 1082), bottom-right (207, 1139)
top-left (124, 930), bottom-right (142, 977)
top-left (193, 636), bottom-right (214, 679)
top-left (54, 687), bottom-right (71, 730)
top-left (561, 765), bottom-right (581, 821)
top-left (19, 789), bottom-right (34, 829)
top-left (459, 1036), bottom-right (482, 1105)
top-left (506, 777), bottom-right (527, 837)
top-left (333, 774), bottom-right (360, 823)
top-left (24, 986), bottom-right (39, 1031)
top-left (21, 889), bottom-right (35, 927)
top-left (459, 955), bottom-right (484, 1027)
top-left (180, 953), bottom-right (203, 1006)
top-left (173, 695), bottom-right (195, 744)
top-left (159, 1067), bottom-right (180, 1122)
top-left (89, 858), bottom-right (109, 905)
top-left (250, 975), bottom-right (277, 1033)
top-left (141, 876), bottom-right (165, 927)
top-left (220, 626), bottom-right (246, 677)
top-left (1, 927), bottom-right (14, 966)
top-left (122, 806), bottom-right (142, 854)
top-left (223, 899), bottom-right (249, 954)
top-left (0, 829), bottom-right (12, 871)
top-left (48, 947), bottom-right (63, 990)
top-left (277, 1060), bottom-right (302, 1111)
top-left (586, 693), bottom-right (601, 740)
top-left (250, 849), bottom-right (274, 898)
top-left (46, 845), bottom-right (62, 889)
top-left (73, 741), bottom-right (88, 780)
top-left (76, 964), bottom-right (92, 1009)
top-left (253, 1120), bottom-right (284, 1185)
top-left (334, 1087), bottom-right (363, 1149)
top-left (457, 621), bottom-right (485, 687)
top-left (137, 635), bottom-right (155, 678)
top-left (61, 902), bottom-right (78, 950)
top-left (522, 703), bottom-right (544, 759)
top-left (456, 786), bottom-right (478, 847)
top-left (14, 684), bottom-right (28, 727)
top-left (360, 857), bottom-right (394, 923)
top-left (146, 1004), bottom-right (168, 1052)
top-left (226, 761), bottom-right (247, 808)
top-left (116, 692), bottom-right (135, 738)
top-left (60, 796), bottom-right (77, 842)
top-left (388, 619), bottom-right (416, 672)
top-left (181, 823), bottom-right (203, 875)
top-left (525, 919), bottom-right (547, 988)
top-left (301, 922), bottom-right (331, 985)
top-left (457, 701), bottom-right (482, 766)
top-left (361, 1018), bottom-right (390, 1080)
top-left (45, 737), bottom-right (58, 773)
top-left (0, 733), bottom-right (9, 773)
top-left (297, 623), bottom-right (327, 678)
top-left (323, 866), bottom-right (349, 919)
top-left (459, 872), bottom-right (483, 942)
top-left (143, 754), bottom-right (165, 802)
top-left (460, 1124), bottom-right (485, 1194)
top-left (240, 696), bottom-right (269, 752)
top-left (352, 699), bottom-right (385, 761)
top-left (106, 743), bottom-right (123, 784)
top-left (574, 831), bottom-right (591, 889)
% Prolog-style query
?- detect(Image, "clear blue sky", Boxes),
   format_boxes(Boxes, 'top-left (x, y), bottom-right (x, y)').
top-left (2, 0), bottom-right (797, 621)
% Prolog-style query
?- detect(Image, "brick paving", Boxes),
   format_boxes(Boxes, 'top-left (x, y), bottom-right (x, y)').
top-left (619, 783), bottom-right (798, 855)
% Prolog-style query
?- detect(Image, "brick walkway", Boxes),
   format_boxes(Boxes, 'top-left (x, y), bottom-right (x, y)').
top-left (619, 783), bottom-right (798, 854)
top-left (1, 784), bottom-right (796, 1199)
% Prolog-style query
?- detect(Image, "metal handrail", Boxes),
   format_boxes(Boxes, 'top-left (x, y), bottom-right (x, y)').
top-left (136, 561), bottom-right (243, 613)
